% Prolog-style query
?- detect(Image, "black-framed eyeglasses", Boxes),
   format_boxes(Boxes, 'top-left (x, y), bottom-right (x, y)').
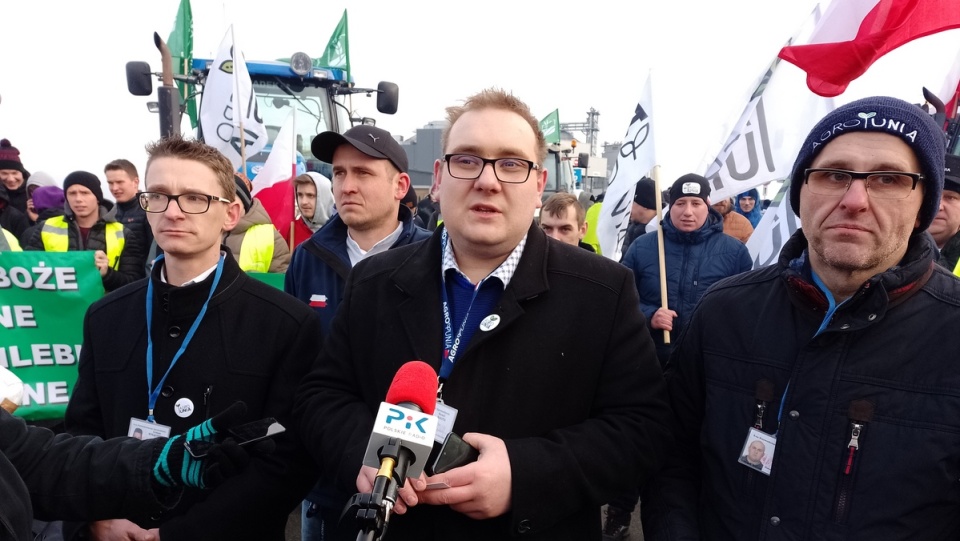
top-left (443, 153), bottom-right (540, 184)
top-left (803, 168), bottom-right (923, 200)
top-left (138, 191), bottom-right (233, 214)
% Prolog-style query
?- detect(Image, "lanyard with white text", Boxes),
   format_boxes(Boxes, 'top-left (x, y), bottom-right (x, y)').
top-left (144, 255), bottom-right (224, 422)
top-left (439, 228), bottom-right (485, 382)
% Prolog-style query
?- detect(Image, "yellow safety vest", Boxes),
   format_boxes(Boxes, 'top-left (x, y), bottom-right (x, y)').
top-left (954, 258), bottom-right (960, 278)
top-left (238, 223), bottom-right (276, 273)
top-left (0, 228), bottom-right (21, 251)
top-left (40, 216), bottom-right (125, 270)
top-left (582, 202), bottom-right (602, 254)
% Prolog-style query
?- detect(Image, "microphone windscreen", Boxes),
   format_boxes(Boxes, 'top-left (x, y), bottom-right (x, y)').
top-left (385, 361), bottom-right (439, 415)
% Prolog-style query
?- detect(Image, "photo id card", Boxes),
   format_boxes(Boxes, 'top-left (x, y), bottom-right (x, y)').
top-left (128, 417), bottom-right (171, 440)
top-left (434, 401), bottom-right (458, 444)
top-left (739, 427), bottom-right (776, 476)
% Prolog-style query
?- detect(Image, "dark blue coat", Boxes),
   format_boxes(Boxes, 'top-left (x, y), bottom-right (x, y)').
top-left (284, 205), bottom-right (431, 336)
top-left (621, 207), bottom-right (752, 364)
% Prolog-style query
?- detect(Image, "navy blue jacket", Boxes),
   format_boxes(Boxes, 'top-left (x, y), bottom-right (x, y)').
top-left (284, 205), bottom-right (430, 336)
top-left (621, 207), bottom-right (751, 364)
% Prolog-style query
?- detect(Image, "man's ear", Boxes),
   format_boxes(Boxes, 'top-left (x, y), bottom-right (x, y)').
top-left (223, 200), bottom-right (242, 232)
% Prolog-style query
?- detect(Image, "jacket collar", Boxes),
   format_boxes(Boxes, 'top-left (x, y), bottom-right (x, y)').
top-left (391, 223), bottom-right (551, 364)
top-left (778, 228), bottom-right (936, 317)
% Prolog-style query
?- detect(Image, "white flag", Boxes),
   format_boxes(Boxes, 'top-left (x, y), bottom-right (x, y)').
top-left (597, 72), bottom-right (656, 260)
top-left (199, 26), bottom-right (268, 171)
top-left (745, 180), bottom-right (798, 268)
top-left (702, 5), bottom-right (834, 204)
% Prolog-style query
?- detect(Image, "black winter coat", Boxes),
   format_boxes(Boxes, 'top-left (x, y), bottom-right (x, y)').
top-left (0, 409), bottom-right (175, 541)
top-left (642, 230), bottom-right (960, 541)
top-left (65, 252), bottom-right (321, 540)
top-left (295, 225), bottom-right (674, 541)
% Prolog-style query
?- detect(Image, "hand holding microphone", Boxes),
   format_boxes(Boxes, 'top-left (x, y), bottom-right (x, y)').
top-left (345, 361), bottom-right (439, 539)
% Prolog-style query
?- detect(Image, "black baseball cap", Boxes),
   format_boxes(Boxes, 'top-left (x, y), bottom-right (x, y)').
top-left (311, 125), bottom-right (408, 173)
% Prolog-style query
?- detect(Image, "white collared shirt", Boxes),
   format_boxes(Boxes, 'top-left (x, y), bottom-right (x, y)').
top-left (346, 222), bottom-right (403, 267)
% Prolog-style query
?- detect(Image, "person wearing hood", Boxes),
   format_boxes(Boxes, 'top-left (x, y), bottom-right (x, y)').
top-left (222, 174), bottom-right (291, 273)
top-left (25, 170), bottom-right (57, 223)
top-left (291, 172), bottom-right (334, 248)
top-left (734, 187), bottom-right (763, 228)
top-left (20, 185), bottom-right (65, 242)
top-left (23, 171), bottom-right (145, 291)
top-left (0, 139), bottom-right (30, 214)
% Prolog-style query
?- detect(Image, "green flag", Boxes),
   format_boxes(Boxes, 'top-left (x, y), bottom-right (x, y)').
top-left (316, 9), bottom-right (350, 78)
top-left (540, 109), bottom-right (560, 145)
top-left (167, 0), bottom-right (197, 128)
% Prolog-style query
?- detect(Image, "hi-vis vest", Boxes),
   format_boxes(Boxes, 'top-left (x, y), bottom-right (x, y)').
top-left (238, 223), bottom-right (275, 273)
top-left (40, 216), bottom-right (125, 269)
top-left (0, 228), bottom-right (21, 251)
top-left (954, 258), bottom-right (960, 279)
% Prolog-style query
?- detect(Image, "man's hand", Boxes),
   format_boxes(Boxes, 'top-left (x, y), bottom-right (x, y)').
top-left (151, 401), bottom-right (256, 490)
top-left (88, 518), bottom-right (158, 541)
top-left (356, 465), bottom-right (425, 515)
top-left (94, 250), bottom-right (110, 277)
top-left (418, 433), bottom-right (512, 520)
top-left (650, 307), bottom-right (677, 331)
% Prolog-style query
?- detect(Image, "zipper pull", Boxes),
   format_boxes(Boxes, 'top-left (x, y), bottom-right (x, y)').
top-left (203, 385), bottom-right (213, 406)
top-left (754, 401), bottom-right (767, 429)
top-left (844, 422), bottom-right (863, 474)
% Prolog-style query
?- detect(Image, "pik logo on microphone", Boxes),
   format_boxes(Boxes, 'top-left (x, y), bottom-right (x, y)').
top-left (385, 407), bottom-right (430, 433)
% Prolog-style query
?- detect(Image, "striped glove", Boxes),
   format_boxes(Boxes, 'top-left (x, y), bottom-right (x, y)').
top-left (152, 401), bottom-right (248, 489)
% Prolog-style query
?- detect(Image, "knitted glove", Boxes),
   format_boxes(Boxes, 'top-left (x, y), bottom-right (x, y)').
top-left (152, 401), bottom-right (248, 489)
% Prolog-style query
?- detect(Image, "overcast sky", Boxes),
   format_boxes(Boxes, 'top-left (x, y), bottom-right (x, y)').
top-left (2, 0), bottom-right (958, 188)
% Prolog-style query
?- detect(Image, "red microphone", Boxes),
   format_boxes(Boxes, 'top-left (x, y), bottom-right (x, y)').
top-left (362, 361), bottom-right (439, 479)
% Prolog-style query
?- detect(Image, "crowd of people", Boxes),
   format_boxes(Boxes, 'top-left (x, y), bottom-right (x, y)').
top-left (3, 91), bottom-right (960, 541)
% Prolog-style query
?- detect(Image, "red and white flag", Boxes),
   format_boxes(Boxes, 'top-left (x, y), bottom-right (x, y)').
top-left (779, 0), bottom-right (960, 97)
top-left (251, 111), bottom-right (296, 235)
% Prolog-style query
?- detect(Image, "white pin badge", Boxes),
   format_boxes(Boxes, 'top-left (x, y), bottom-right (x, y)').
top-left (479, 314), bottom-right (501, 332)
top-left (174, 398), bottom-right (195, 418)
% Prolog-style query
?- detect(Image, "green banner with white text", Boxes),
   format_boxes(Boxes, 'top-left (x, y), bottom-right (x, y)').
top-left (0, 251), bottom-right (104, 421)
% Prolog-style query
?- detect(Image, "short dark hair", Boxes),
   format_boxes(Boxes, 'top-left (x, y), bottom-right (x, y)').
top-left (104, 159), bottom-right (139, 179)
top-left (541, 193), bottom-right (585, 226)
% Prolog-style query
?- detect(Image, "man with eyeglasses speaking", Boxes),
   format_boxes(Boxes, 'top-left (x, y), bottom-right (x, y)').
top-left (294, 88), bottom-right (672, 541)
top-left (64, 136), bottom-right (321, 541)
top-left (641, 96), bottom-right (960, 541)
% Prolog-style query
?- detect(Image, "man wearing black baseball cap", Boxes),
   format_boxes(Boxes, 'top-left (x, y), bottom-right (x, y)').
top-left (285, 125), bottom-right (430, 540)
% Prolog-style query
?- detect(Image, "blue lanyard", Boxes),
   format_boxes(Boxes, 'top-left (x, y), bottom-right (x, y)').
top-left (439, 229), bottom-right (486, 381)
top-left (144, 255), bottom-right (225, 422)
top-left (775, 269), bottom-right (841, 436)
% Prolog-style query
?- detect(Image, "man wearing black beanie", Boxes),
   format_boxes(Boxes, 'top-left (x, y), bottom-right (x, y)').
top-left (22, 170), bottom-right (145, 291)
top-left (643, 96), bottom-right (960, 540)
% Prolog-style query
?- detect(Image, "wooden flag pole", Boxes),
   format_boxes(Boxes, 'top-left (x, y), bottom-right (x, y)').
top-left (652, 165), bottom-right (670, 344)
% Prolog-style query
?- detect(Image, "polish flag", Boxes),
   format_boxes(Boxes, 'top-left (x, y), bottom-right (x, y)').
top-left (778, 0), bottom-right (960, 97)
top-left (309, 294), bottom-right (327, 308)
top-left (251, 111), bottom-right (296, 236)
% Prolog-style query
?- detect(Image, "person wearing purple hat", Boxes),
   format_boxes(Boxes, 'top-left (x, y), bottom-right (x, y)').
top-left (19, 185), bottom-right (65, 244)
top-left (642, 96), bottom-right (960, 540)
top-left (22, 171), bottom-right (145, 291)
